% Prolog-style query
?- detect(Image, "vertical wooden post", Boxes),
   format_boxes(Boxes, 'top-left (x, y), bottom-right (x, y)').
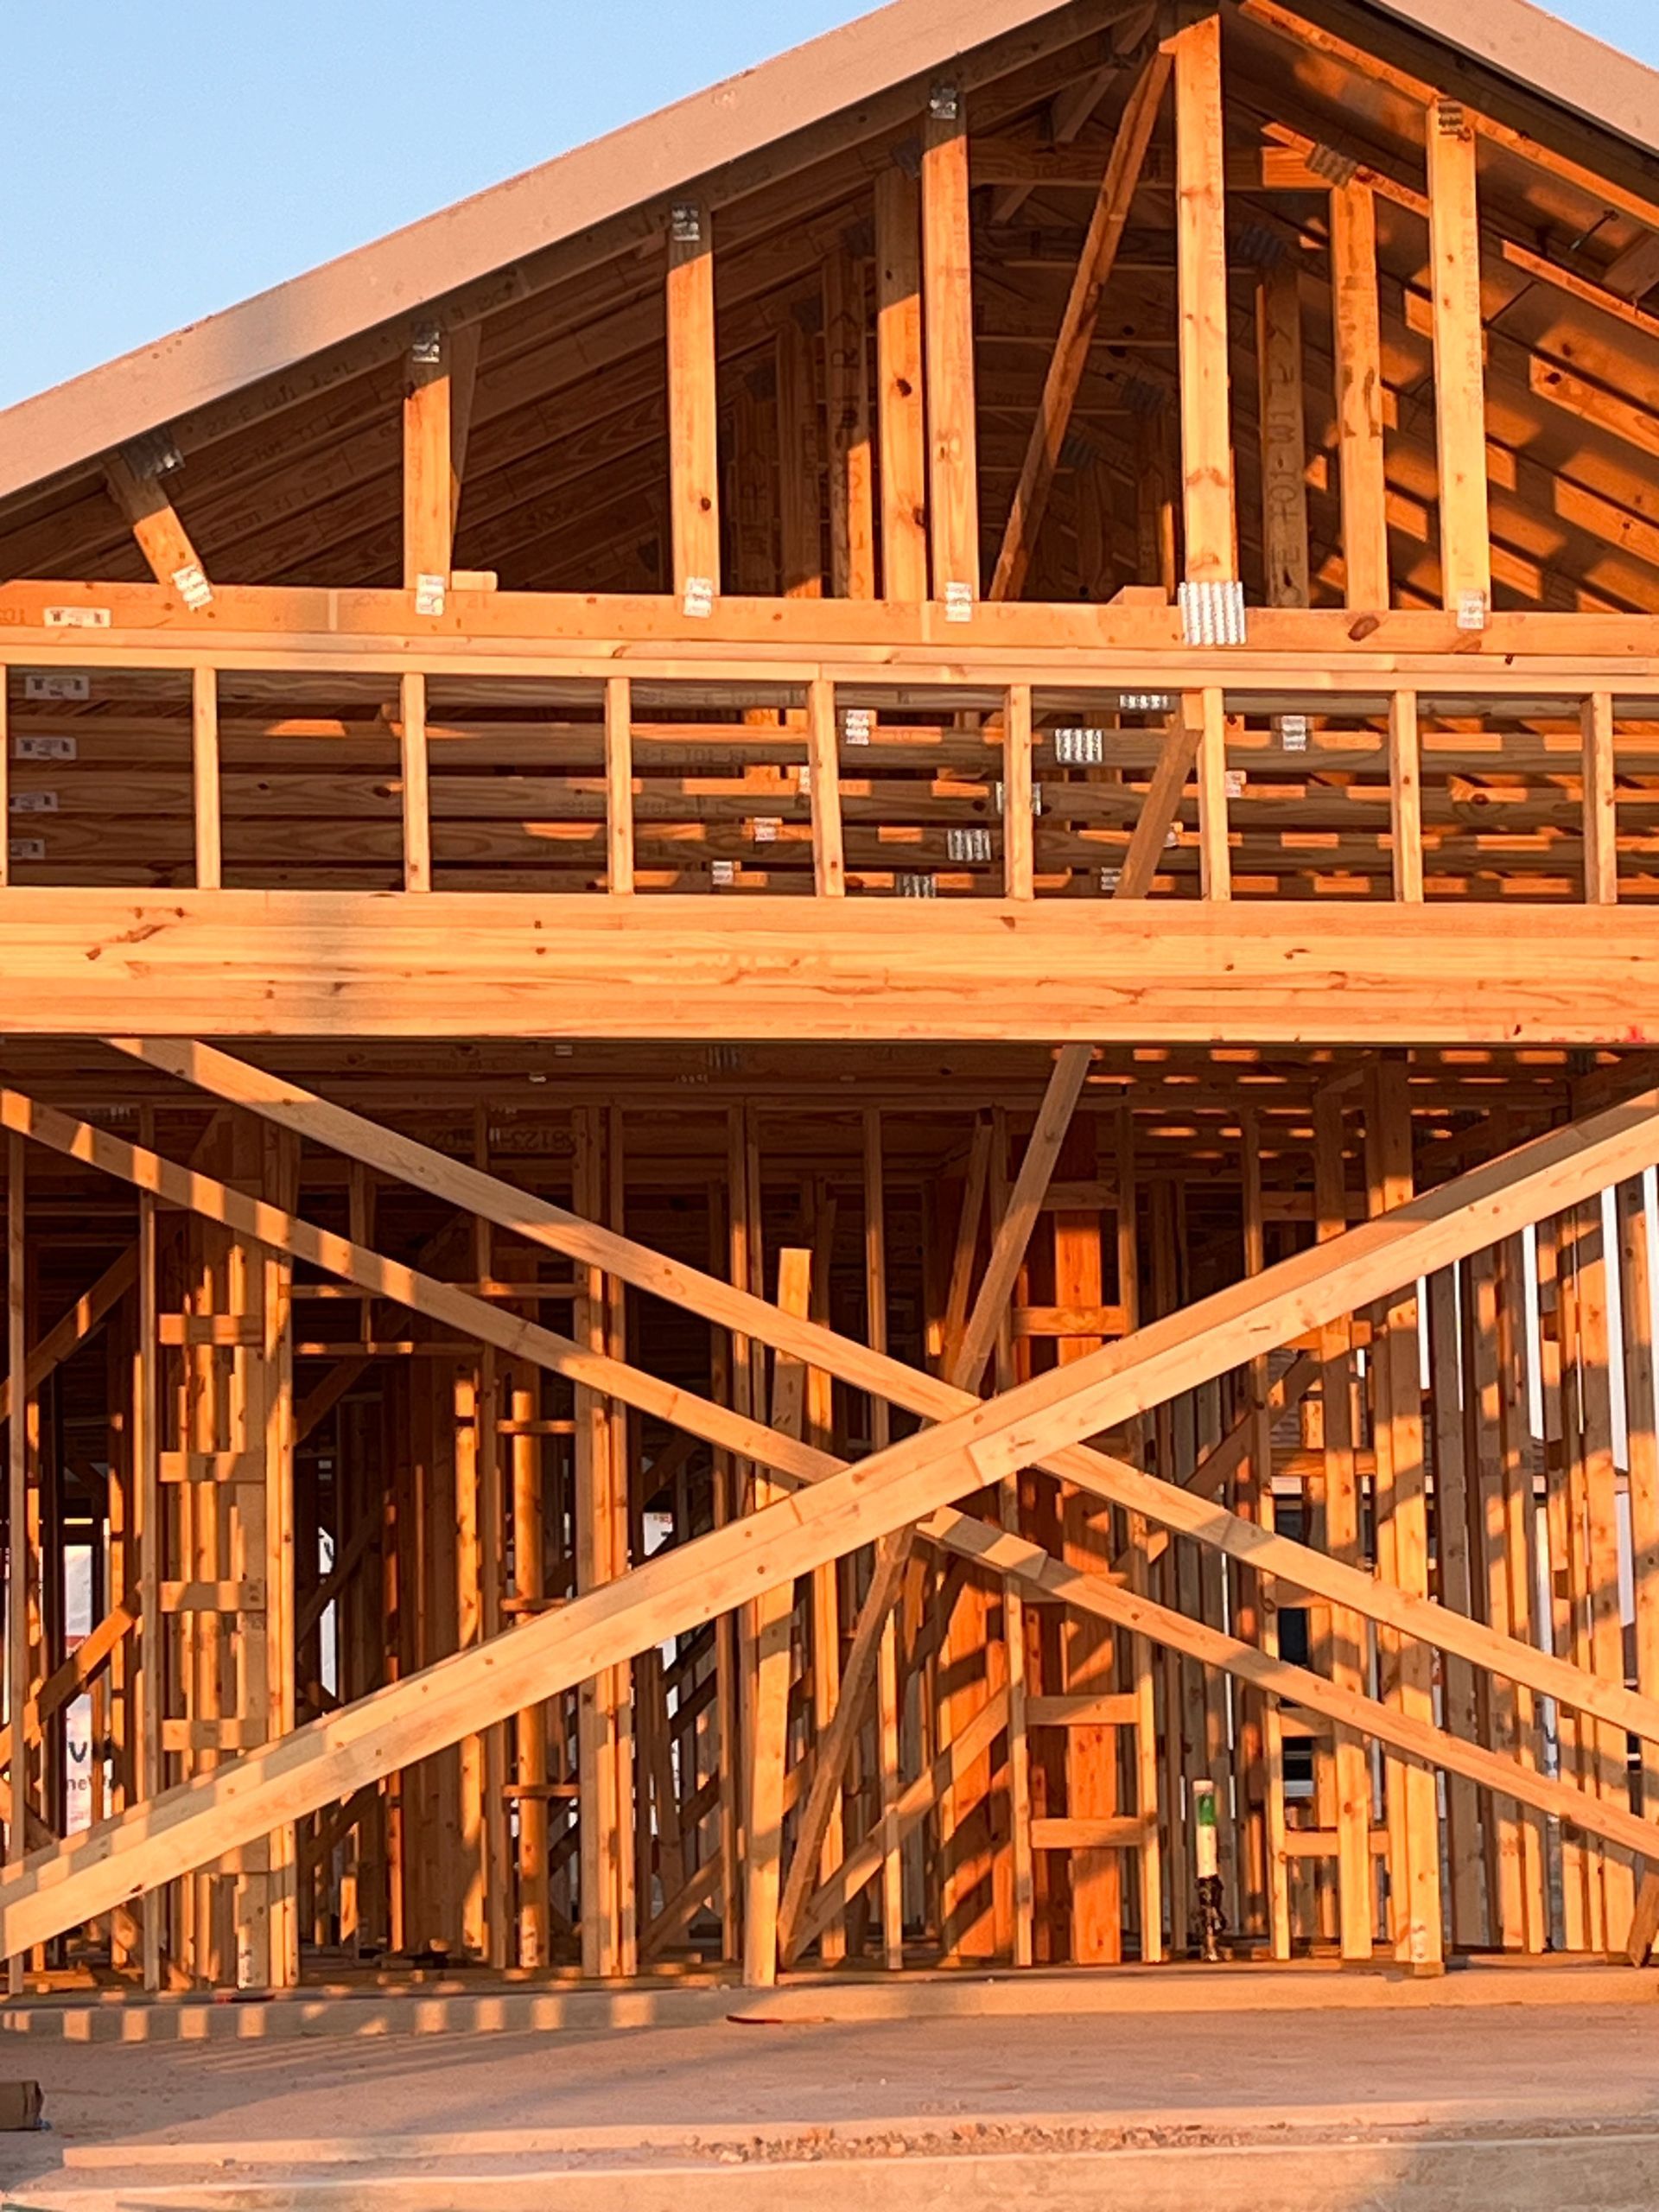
top-left (1118, 1108), bottom-right (1162, 1962)
top-left (861, 1110), bottom-right (907, 1969)
top-left (667, 199), bottom-right (721, 607)
top-left (605, 1113), bottom-right (638, 1977)
top-left (192, 665), bottom-right (221, 890)
top-left (0, 670), bottom-right (9, 889)
top-left (1002, 683), bottom-right (1035, 899)
top-left (398, 672), bottom-right (432, 893)
top-left (472, 1113), bottom-right (511, 1968)
top-left (1255, 259), bottom-right (1309, 607)
top-left (1618, 1177), bottom-right (1659, 1823)
top-left (1582, 692), bottom-right (1618, 905)
top-left (777, 319), bottom-right (823, 600)
top-left (805, 678), bottom-right (846, 897)
top-left (825, 252), bottom-right (876, 600)
top-left (1427, 1265), bottom-right (1484, 1946)
top-left (605, 676), bottom-right (635, 895)
top-left (1329, 181), bottom-right (1390, 611)
top-left (1171, 11), bottom-right (1236, 584)
top-left (1427, 99), bottom-right (1491, 620)
top-left (574, 1107), bottom-right (623, 1978)
top-left (5, 1137), bottom-right (25, 1993)
top-left (1573, 1198), bottom-right (1636, 1950)
top-left (1192, 687), bottom-right (1230, 899)
top-left (1368, 1058), bottom-right (1443, 1972)
top-left (404, 327), bottom-right (454, 591)
top-left (1239, 1113), bottom-right (1290, 1957)
top-left (986, 1109), bottom-right (1036, 1967)
top-left (745, 1246), bottom-right (811, 1986)
top-left (1313, 1093), bottom-right (1373, 1959)
top-left (136, 1124), bottom-right (162, 1992)
top-left (874, 165), bottom-right (929, 603)
top-left (1389, 690), bottom-right (1424, 903)
top-left (921, 84), bottom-right (981, 605)
top-left (263, 1125), bottom-right (298, 1986)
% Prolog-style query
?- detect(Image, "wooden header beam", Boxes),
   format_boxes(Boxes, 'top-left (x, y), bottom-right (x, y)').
top-left (0, 895), bottom-right (1653, 1042)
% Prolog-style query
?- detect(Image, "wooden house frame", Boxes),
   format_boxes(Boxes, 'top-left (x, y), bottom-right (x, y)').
top-left (3, 0), bottom-right (1659, 2002)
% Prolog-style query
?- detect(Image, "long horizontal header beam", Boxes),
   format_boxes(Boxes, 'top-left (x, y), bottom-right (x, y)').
top-left (1, 893), bottom-right (1657, 1043)
top-left (5, 583), bottom-right (1659, 693)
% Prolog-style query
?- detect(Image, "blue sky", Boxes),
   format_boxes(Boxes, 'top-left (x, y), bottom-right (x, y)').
top-left (0, 0), bottom-right (1654, 410)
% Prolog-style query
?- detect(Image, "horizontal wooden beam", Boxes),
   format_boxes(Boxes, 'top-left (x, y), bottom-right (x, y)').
top-left (5, 580), bottom-right (1659, 681)
top-left (0, 893), bottom-right (1654, 1043)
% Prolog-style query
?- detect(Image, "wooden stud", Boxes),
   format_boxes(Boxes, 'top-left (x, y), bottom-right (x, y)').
top-left (402, 332), bottom-right (453, 593)
top-left (1255, 257), bottom-right (1310, 608)
top-left (1582, 692), bottom-right (1618, 905)
top-left (1389, 690), bottom-right (1424, 904)
top-left (776, 317), bottom-right (823, 600)
top-left (921, 85), bottom-right (981, 605)
top-left (191, 666), bottom-right (221, 891)
top-left (824, 254), bottom-right (876, 600)
top-left (605, 676), bottom-right (635, 895)
top-left (1427, 101), bottom-right (1492, 619)
top-left (1192, 688), bottom-right (1231, 899)
top-left (1001, 683), bottom-right (1034, 899)
top-left (1170, 11), bottom-right (1237, 584)
top-left (1367, 1058), bottom-right (1443, 1972)
top-left (0, 671), bottom-right (9, 892)
top-left (1329, 182), bottom-right (1390, 612)
top-left (667, 200), bottom-right (721, 606)
top-left (874, 166), bottom-right (929, 604)
top-left (397, 672), bottom-right (431, 894)
top-left (6, 1138), bottom-right (26, 1993)
top-left (805, 678), bottom-right (846, 897)
top-left (744, 1245), bottom-right (810, 1985)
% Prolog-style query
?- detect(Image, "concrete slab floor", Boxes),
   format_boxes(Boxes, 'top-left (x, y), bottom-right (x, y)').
top-left (1, 1997), bottom-right (1656, 2208)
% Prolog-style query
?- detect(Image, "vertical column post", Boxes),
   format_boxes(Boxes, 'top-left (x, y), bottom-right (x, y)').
top-left (1171, 10), bottom-right (1237, 586)
top-left (667, 199), bottom-right (721, 612)
top-left (1368, 1058), bottom-right (1443, 1972)
top-left (1389, 690), bottom-right (1424, 903)
top-left (192, 666), bottom-right (221, 890)
top-left (136, 1122), bottom-right (162, 1992)
top-left (1582, 692), bottom-right (1618, 904)
top-left (1427, 100), bottom-right (1491, 621)
top-left (5, 1138), bottom-right (25, 1994)
top-left (1255, 259), bottom-right (1309, 607)
top-left (863, 1109), bottom-right (908, 1969)
top-left (404, 324), bottom-right (454, 594)
top-left (605, 676), bottom-right (635, 895)
top-left (777, 318), bottom-right (823, 600)
top-left (1192, 687), bottom-right (1231, 899)
top-left (0, 670), bottom-right (10, 889)
top-left (745, 1247), bottom-right (810, 1985)
top-left (1002, 683), bottom-right (1035, 899)
top-left (805, 678), bottom-right (846, 897)
top-left (1313, 1092), bottom-right (1373, 1959)
top-left (874, 165), bottom-right (930, 602)
top-left (398, 672), bottom-right (432, 893)
top-left (1330, 182), bottom-right (1389, 611)
top-left (825, 252), bottom-right (876, 599)
top-left (921, 83), bottom-right (980, 607)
